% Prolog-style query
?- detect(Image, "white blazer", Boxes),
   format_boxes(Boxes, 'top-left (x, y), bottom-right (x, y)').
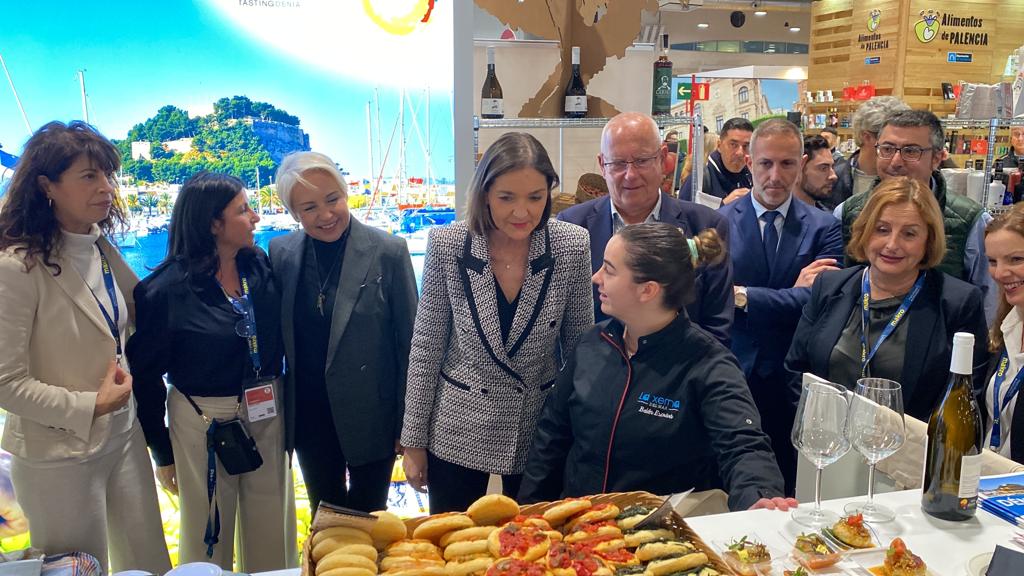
top-left (0, 237), bottom-right (139, 462)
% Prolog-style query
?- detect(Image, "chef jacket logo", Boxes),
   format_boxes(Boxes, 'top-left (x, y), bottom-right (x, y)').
top-left (638, 392), bottom-right (681, 420)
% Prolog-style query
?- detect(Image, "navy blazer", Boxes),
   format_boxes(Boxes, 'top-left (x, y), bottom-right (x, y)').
top-left (719, 193), bottom-right (844, 378)
top-left (785, 266), bottom-right (988, 420)
top-left (557, 193), bottom-right (734, 345)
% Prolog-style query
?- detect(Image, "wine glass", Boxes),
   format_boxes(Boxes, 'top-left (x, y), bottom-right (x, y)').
top-left (791, 376), bottom-right (851, 528)
top-left (843, 378), bottom-right (906, 522)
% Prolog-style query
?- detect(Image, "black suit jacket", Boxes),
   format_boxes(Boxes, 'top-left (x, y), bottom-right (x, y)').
top-left (269, 218), bottom-right (418, 465)
top-left (557, 193), bottom-right (734, 345)
top-left (786, 266), bottom-right (989, 420)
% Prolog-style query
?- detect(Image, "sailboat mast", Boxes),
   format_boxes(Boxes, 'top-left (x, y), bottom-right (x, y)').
top-left (366, 101), bottom-right (375, 184)
top-left (426, 87), bottom-right (432, 203)
top-left (77, 69), bottom-right (89, 123)
top-left (374, 88), bottom-right (382, 186)
top-left (0, 52), bottom-right (32, 135)
top-left (399, 88), bottom-right (407, 197)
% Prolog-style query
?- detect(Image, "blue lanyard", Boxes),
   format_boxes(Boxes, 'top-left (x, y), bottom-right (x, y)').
top-left (237, 271), bottom-right (262, 379)
top-left (859, 268), bottom-right (925, 377)
top-left (990, 348), bottom-right (1023, 449)
top-left (88, 252), bottom-right (122, 359)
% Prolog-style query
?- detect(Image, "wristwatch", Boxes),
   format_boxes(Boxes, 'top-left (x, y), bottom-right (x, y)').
top-left (734, 286), bottom-right (748, 310)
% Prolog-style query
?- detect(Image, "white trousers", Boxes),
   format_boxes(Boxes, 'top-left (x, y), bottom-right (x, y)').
top-left (11, 422), bottom-right (172, 575)
top-left (168, 384), bottom-right (297, 572)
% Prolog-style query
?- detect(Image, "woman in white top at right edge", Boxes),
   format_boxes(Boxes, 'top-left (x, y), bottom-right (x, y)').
top-left (984, 202), bottom-right (1024, 463)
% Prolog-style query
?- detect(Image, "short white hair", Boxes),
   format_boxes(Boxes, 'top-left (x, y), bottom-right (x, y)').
top-left (275, 151), bottom-right (348, 221)
top-left (852, 96), bottom-right (910, 147)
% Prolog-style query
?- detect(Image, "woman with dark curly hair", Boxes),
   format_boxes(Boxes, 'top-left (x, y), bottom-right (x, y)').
top-left (0, 121), bottom-right (171, 573)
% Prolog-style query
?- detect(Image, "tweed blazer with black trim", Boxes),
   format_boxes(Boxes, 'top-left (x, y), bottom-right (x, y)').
top-left (400, 219), bottom-right (594, 474)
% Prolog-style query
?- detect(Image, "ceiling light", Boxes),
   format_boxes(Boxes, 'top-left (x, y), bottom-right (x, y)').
top-left (754, 10), bottom-right (767, 16)
top-left (697, 22), bottom-right (709, 28)
top-left (789, 26), bottom-right (801, 32)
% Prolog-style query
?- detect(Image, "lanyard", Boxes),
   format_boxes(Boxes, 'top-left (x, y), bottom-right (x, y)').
top-left (990, 348), bottom-right (1024, 449)
top-left (88, 252), bottom-right (122, 359)
top-left (238, 271), bottom-right (262, 379)
top-left (859, 268), bottom-right (925, 377)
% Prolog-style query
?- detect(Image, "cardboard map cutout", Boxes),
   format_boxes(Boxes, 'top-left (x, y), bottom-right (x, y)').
top-left (476, 0), bottom-right (659, 118)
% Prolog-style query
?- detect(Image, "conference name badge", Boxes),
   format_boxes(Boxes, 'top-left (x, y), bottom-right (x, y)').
top-left (244, 382), bottom-right (277, 422)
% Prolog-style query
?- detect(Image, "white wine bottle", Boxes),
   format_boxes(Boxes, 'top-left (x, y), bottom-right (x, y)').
top-left (481, 46), bottom-right (504, 119)
top-left (563, 46), bottom-right (587, 119)
top-left (921, 332), bottom-right (983, 521)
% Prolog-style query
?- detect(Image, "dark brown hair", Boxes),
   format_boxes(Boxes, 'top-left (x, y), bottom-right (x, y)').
top-left (985, 203), bottom-right (1024, 352)
top-left (616, 222), bottom-right (725, 311)
top-left (465, 132), bottom-right (557, 236)
top-left (0, 121), bottom-right (125, 273)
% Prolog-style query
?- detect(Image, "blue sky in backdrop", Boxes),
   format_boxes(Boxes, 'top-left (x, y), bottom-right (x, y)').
top-left (0, 0), bottom-right (455, 181)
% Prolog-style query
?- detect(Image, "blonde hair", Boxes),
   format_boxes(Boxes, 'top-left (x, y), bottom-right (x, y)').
top-left (847, 176), bottom-right (946, 269)
top-left (985, 203), bottom-right (1024, 352)
top-left (275, 151), bottom-right (349, 221)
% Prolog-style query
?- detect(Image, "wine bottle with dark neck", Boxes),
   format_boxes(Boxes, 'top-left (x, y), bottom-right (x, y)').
top-left (921, 332), bottom-right (983, 521)
top-left (564, 46), bottom-right (587, 119)
top-left (652, 34), bottom-right (672, 116)
top-left (481, 46), bottom-right (504, 119)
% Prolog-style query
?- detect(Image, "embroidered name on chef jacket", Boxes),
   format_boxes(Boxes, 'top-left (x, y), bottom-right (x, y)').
top-left (637, 392), bottom-right (681, 420)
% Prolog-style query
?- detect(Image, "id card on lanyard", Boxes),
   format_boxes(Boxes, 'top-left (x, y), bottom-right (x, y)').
top-left (859, 268), bottom-right (925, 377)
top-left (990, 349), bottom-right (1023, 450)
top-left (91, 251), bottom-right (129, 415)
top-left (236, 271), bottom-right (277, 423)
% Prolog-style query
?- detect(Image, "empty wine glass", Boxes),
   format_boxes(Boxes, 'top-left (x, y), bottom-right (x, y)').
top-left (791, 376), bottom-right (851, 528)
top-left (844, 378), bottom-right (905, 522)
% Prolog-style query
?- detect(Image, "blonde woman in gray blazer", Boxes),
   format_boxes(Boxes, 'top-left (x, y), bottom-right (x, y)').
top-left (400, 133), bottom-right (594, 513)
top-left (0, 122), bottom-right (170, 573)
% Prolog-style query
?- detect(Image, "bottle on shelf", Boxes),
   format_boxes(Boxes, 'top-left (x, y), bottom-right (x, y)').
top-left (480, 46), bottom-right (504, 120)
top-left (988, 176), bottom-right (1007, 209)
top-left (1011, 159), bottom-right (1024, 203)
top-left (564, 46), bottom-right (587, 119)
top-left (921, 332), bottom-right (983, 521)
top-left (651, 34), bottom-right (672, 116)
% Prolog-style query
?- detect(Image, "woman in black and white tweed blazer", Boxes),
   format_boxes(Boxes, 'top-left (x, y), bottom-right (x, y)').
top-left (400, 133), bottom-right (594, 513)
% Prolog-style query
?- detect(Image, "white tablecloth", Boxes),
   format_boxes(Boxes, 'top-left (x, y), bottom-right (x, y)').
top-left (686, 488), bottom-right (1017, 576)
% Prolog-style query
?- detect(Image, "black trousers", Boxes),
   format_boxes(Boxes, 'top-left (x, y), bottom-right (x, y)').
top-left (295, 435), bottom-right (395, 514)
top-left (426, 452), bottom-right (521, 514)
top-left (746, 368), bottom-right (800, 497)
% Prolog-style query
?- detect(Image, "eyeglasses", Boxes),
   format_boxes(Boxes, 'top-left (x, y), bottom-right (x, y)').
top-left (227, 294), bottom-right (255, 338)
top-left (876, 144), bottom-right (935, 162)
top-left (601, 154), bottom-right (660, 174)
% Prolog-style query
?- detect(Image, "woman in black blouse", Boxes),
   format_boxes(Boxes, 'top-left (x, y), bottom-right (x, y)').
top-left (127, 172), bottom-right (295, 571)
top-left (786, 176), bottom-right (988, 420)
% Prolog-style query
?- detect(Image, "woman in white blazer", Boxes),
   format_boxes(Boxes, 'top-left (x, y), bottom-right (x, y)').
top-left (0, 121), bottom-right (171, 573)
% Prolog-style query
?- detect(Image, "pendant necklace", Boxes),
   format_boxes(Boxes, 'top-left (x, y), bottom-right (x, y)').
top-left (312, 242), bottom-right (344, 317)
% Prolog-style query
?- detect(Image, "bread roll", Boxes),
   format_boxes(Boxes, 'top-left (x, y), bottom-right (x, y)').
top-left (413, 513), bottom-right (475, 543)
top-left (320, 543), bottom-right (379, 563)
top-left (623, 528), bottom-right (675, 548)
top-left (443, 555), bottom-right (494, 576)
top-left (381, 566), bottom-right (447, 576)
top-left (379, 555), bottom-right (445, 571)
top-left (370, 511), bottom-right (408, 549)
top-left (314, 553), bottom-right (377, 575)
top-left (642, 552), bottom-right (708, 576)
top-left (440, 526), bottom-right (498, 548)
top-left (467, 494), bottom-right (519, 526)
top-left (384, 539), bottom-right (442, 558)
top-left (313, 526), bottom-right (374, 549)
top-left (313, 533), bottom-right (376, 563)
top-left (565, 503), bottom-right (621, 532)
top-left (635, 540), bottom-right (696, 562)
top-left (317, 568), bottom-right (375, 576)
top-left (443, 539), bottom-right (490, 560)
top-left (542, 498), bottom-right (592, 527)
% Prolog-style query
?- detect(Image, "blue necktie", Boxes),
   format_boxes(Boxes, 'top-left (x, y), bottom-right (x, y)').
top-left (762, 210), bottom-right (780, 270)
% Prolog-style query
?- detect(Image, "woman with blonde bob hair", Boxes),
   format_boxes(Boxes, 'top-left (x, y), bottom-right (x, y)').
top-left (982, 203), bottom-right (1024, 462)
top-left (400, 132), bottom-right (593, 513)
top-left (787, 176), bottom-right (988, 419)
top-left (268, 151), bottom-right (417, 512)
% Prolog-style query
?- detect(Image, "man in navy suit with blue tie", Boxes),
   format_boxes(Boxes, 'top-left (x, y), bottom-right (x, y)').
top-left (559, 112), bottom-right (733, 345)
top-left (719, 118), bottom-right (844, 494)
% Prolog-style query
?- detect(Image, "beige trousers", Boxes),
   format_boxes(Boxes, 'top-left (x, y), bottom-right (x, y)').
top-left (168, 383), bottom-right (297, 572)
top-left (10, 422), bottom-right (172, 574)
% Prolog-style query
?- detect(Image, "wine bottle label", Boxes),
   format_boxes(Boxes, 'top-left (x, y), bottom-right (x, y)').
top-left (482, 99), bottom-right (504, 116)
top-left (652, 70), bottom-right (672, 115)
top-left (958, 453), bottom-right (983, 506)
top-left (565, 95), bottom-right (587, 113)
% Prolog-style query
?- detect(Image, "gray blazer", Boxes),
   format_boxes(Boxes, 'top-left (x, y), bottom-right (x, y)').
top-left (269, 218), bottom-right (417, 466)
top-left (400, 220), bottom-right (594, 475)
